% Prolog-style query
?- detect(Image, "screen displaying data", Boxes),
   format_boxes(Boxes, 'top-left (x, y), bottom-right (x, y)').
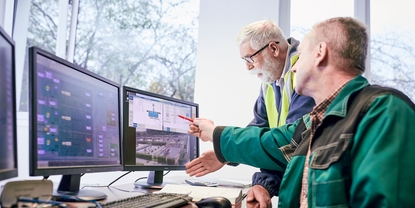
top-left (123, 87), bottom-right (198, 169)
top-left (31, 49), bottom-right (121, 173)
top-left (0, 26), bottom-right (18, 181)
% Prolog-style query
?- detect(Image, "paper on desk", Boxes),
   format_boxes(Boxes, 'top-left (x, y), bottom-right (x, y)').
top-left (156, 184), bottom-right (242, 203)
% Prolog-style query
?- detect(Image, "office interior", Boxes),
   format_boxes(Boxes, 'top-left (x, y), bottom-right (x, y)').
top-left (1, 0), bottom-right (414, 205)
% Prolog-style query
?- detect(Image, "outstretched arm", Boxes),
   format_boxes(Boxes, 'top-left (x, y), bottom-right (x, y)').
top-left (212, 123), bottom-right (297, 171)
top-left (188, 118), bottom-right (296, 170)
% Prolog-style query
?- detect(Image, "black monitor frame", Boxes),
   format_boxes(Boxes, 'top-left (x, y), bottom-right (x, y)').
top-left (122, 86), bottom-right (199, 189)
top-left (28, 46), bottom-right (123, 200)
top-left (0, 26), bottom-right (18, 181)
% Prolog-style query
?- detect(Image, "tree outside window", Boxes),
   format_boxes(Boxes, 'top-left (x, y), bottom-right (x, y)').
top-left (20, 0), bottom-right (200, 111)
top-left (291, 0), bottom-right (415, 101)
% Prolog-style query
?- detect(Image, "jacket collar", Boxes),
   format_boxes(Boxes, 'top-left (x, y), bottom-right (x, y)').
top-left (324, 75), bottom-right (370, 118)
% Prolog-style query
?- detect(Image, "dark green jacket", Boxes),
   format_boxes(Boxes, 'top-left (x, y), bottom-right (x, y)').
top-left (213, 75), bottom-right (415, 207)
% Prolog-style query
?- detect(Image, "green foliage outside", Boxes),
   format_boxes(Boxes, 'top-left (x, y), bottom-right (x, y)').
top-left (21, 0), bottom-right (199, 111)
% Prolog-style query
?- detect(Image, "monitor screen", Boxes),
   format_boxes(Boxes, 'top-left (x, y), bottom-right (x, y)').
top-left (28, 46), bottom-right (122, 200)
top-left (123, 86), bottom-right (199, 189)
top-left (0, 26), bottom-right (18, 181)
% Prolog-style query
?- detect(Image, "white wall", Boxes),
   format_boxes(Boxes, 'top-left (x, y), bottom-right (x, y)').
top-left (194, 0), bottom-right (280, 180)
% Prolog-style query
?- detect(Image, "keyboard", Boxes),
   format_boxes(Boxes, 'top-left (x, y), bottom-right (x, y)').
top-left (88, 193), bottom-right (193, 208)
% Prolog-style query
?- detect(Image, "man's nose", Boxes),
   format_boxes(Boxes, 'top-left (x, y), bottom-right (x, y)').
top-left (246, 62), bottom-right (254, 70)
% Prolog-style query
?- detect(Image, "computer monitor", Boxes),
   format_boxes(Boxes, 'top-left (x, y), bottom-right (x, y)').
top-left (122, 86), bottom-right (199, 189)
top-left (28, 46), bottom-right (123, 200)
top-left (0, 26), bottom-right (18, 181)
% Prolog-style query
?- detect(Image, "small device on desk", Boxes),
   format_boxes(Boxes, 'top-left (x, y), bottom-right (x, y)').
top-left (185, 179), bottom-right (218, 187)
top-left (195, 196), bottom-right (232, 208)
top-left (0, 180), bottom-right (53, 208)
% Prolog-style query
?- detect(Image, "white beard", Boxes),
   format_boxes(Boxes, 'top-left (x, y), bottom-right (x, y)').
top-left (249, 57), bottom-right (281, 83)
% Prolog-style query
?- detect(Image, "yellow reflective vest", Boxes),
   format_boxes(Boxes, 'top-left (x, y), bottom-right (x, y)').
top-left (263, 54), bottom-right (299, 127)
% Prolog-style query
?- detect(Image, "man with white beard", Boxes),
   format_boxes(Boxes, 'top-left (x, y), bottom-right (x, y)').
top-left (186, 19), bottom-right (315, 205)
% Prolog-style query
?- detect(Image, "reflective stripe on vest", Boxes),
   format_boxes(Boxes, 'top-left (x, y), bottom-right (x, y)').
top-left (265, 83), bottom-right (278, 127)
top-left (264, 54), bottom-right (299, 128)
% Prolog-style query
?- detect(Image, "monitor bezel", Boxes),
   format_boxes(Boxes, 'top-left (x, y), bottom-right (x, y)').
top-left (28, 46), bottom-right (123, 177)
top-left (122, 86), bottom-right (200, 172)
top-left (0, 26), bottom-right (18, 181)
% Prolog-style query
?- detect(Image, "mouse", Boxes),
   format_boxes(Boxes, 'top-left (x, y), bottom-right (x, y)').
top-left (195, 196), bottom-right (232, 208)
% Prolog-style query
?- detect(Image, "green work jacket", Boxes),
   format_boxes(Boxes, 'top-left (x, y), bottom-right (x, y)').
top-left (213, 75), bottom-right (415, 207)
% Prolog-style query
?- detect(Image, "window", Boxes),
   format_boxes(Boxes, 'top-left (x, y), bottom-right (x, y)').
top-left (19, 0), bottom-right (200, 112)
top-left (74, 0), bottom-right (199, 101)
top-left (27, 0), bottom-right (61, 53)
top-left (370, 0), bottom-right (415, 101)
top-left (19, 0), bottom-right (62, 111)
top-left (291, 0), bottom-right (353, 41)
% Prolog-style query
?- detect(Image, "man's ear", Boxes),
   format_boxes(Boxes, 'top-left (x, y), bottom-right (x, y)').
top-left (270, 42), bottom-right (279, 57)
top-left (315, 42), bottom-right (328, 66)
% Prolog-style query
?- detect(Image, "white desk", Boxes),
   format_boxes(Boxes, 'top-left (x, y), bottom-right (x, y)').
top-left (74, 183), bottom-right (278, 208)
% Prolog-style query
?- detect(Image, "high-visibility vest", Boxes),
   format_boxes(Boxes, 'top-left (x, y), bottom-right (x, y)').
top-left (263, 54), bottom-right (299, 127)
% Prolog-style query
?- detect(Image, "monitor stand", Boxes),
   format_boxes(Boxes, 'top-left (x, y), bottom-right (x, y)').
top-left (134, 171), bottom-right (168, 189)
top-left (53, 174), bottom-right (107, 201)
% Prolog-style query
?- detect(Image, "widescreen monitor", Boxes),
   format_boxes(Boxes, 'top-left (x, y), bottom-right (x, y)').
top-left (28, 46), bottom-right (122, 200)
top-left (0, 26), bottom-right (18, 181)
top-left (123, 86), bottom-right (199, 189)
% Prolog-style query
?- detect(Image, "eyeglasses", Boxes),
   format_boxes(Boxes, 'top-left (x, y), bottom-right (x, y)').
top-left (242, 42), bottom-right (279, 64)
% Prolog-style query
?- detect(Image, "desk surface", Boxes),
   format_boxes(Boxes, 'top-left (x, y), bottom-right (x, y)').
top-left (72, 183), bottom-right (278, 208)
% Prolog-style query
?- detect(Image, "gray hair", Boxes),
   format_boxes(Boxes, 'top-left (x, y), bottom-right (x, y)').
top-left (236, 19), bottom-right (288, 50)
top-left (312, 17), bottom-right (368, 74)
